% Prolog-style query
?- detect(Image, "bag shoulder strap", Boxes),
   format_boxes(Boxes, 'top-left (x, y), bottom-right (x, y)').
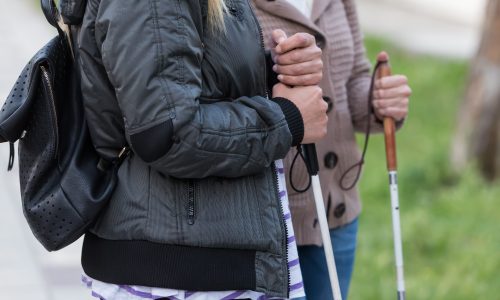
top-left (39, 0), bottom-right (130, 171)
top-left (41, 0), bottom-right (75, 59)
top-left (41, 0), bottom-right (64, 36)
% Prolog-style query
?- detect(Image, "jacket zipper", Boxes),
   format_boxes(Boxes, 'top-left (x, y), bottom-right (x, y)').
top-left (247, 0), bottom-right (269, 99)
top-left (40, 65), bottom-right (59, 159)
top-left (248, 3), bottom-right (289, 294)
top-left (271, 162), bottom-right (290, 297)
top-left (187, 180), bottom-right (196, 225)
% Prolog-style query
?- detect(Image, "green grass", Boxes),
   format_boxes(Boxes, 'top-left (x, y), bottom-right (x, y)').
top-left (349, 37), bottom-right (500, 299)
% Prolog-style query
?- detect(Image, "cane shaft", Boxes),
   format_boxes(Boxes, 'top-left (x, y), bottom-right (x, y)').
top-left (377, 63), bottom-right (398, 171)
top-left (311, 176), bottom-right (342, 300)
top-left (389, 172), bottom-right (405, 297)
top-left (303, 144), bottom-right (342, 299)
top-left (378, 59), bottom-right (406, 299)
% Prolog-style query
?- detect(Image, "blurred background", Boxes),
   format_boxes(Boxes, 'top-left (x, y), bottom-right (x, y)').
top-left (0, 0), bottom-right (498, 299)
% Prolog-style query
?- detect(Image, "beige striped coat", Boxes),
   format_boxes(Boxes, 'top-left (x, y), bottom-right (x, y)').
top-left (251, 0), bottom-right (389, 246)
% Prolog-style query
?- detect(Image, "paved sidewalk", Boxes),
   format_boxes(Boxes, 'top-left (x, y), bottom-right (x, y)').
top-left (357, 0), bottom-right (487, 59)
top-left (0, 1), bottom-right (88, 300)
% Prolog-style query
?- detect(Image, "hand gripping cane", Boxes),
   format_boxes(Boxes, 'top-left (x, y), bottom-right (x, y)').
top-left (302, 144), bottom-right (342, 300)
top-left (376, 59), bottom-right (406, 300)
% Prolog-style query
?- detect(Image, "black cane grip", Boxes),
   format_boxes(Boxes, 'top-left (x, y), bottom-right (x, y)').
top-left (302, 144), bottom-right (319, 176)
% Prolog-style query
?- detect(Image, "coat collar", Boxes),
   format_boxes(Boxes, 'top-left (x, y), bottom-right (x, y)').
top-left (253, 0), bottom-right (332, 35)
top-left (310, 0), bottom-right (333, 23)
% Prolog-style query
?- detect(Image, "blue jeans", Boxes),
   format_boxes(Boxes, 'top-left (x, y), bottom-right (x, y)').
top-left (295, 218), bottom-right (359, 300)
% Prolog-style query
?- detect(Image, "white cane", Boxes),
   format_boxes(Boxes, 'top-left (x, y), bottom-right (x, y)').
top-left (303, 145), bottom-right (342, 300)
top-left (376, 59), bottom-right (406, 300)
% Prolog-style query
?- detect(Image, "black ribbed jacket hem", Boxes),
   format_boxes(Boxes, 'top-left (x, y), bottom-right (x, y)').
top-left (81, 232), bottom-right (256, 291)
top-left (272, 97), bottom-right (304, 146)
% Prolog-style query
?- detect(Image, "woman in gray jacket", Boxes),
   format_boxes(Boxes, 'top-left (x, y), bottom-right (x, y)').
top-left (69, 0), bottom-right (328, 299)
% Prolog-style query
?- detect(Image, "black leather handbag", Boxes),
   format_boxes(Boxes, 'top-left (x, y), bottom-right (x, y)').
top-left (0, 0), bottom-right (127, 251)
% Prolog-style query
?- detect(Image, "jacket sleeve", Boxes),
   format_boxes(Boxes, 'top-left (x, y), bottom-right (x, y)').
top-left (344, 0), bottom-right (404, 133)
top-left (89, 0), bottom-right (302, 179)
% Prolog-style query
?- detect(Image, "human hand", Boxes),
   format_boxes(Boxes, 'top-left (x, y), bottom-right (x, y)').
top-left (270, 29), bottom-right (323, 86)
top-left (273, 83), bottom-right (328, 144)
top-left (372, 52), bottom-right (411, 122)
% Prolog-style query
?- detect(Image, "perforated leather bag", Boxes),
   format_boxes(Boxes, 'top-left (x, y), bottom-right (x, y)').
top-left (0, 0), bottom-right (126, 251)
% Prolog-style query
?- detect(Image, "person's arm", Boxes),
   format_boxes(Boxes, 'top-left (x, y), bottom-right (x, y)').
top-left (89, 0), bottom-right (303, 179)
top-left (344, 0), bottom-right (409, 132)
top-left (343, 0), bottom-right (381, 132)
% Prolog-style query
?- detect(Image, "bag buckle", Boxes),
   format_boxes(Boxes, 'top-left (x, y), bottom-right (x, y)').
top-left (97, 147), bottom-right (130, 172)
top-left (117, 147), bottom-right (131, 163)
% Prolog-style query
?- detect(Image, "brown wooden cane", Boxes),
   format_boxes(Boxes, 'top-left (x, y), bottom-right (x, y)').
top-left (376, 60), bottom-right (397, 172)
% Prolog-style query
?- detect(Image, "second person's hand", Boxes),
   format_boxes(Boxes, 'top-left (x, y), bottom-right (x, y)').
top-left (372, 52), bottom-right (411, 122)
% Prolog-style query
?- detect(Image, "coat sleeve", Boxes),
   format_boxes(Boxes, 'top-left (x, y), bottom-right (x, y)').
top-left (343, 0), bottom-right (382, 133)
top-left (344, 0), bottom-right (404, 133)
top-left (85, 0), bottom-right (303, 179)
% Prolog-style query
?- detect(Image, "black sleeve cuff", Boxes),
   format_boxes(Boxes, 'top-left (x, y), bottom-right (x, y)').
top-left (265, 50), bottom-right (279, 95)
top-left (272, 97), bottom-right (304, 147)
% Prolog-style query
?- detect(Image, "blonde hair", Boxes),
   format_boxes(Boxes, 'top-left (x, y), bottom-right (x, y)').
top-left (207, 0), bottom-right (226, 32)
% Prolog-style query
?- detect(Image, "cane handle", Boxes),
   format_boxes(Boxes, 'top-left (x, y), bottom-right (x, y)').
top-left (376, 60), bottom-right (397, 171)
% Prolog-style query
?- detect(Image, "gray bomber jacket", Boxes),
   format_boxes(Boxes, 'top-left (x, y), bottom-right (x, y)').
top-left (68, 0), bottom-right (304, 297)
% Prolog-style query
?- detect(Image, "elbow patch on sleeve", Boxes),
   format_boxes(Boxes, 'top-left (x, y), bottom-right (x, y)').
top-left (130, 120), bottom-right (174, 163)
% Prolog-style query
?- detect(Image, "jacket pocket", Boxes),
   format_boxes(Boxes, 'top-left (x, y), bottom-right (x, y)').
top-left (179, 172), bottom-right (280, 251)
top-left (186, 180), bottom-right (197, 225)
